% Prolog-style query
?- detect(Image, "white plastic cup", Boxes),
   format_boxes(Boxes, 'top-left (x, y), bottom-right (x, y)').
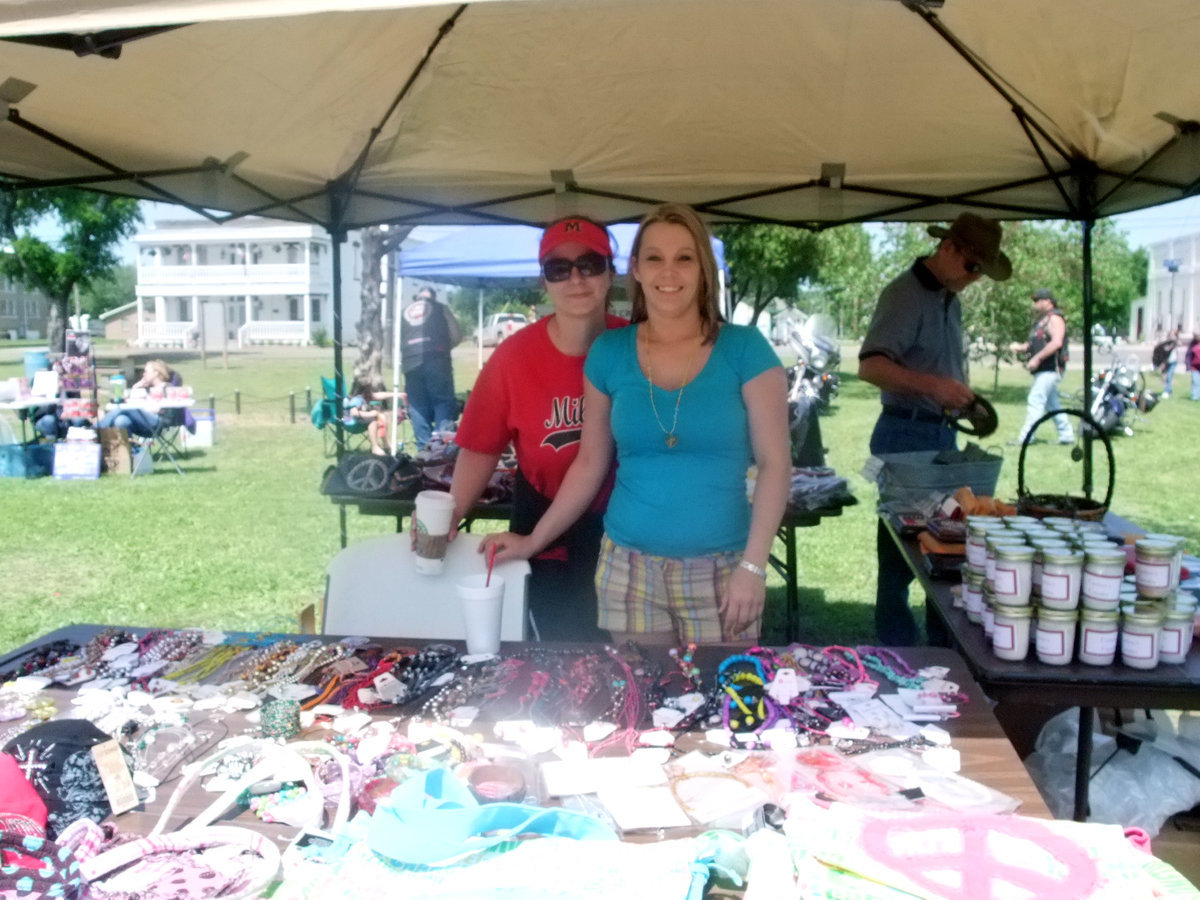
top-left (458, 573), bottom-right (505, 655)
top-left (413, 490), bottom-right (456, 574)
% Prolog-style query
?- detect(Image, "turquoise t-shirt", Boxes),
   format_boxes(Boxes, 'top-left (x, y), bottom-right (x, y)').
top-left (584, 323), bottom-right (781, 557)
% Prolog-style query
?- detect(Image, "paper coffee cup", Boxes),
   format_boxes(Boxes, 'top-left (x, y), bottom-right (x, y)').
top-left (413, 490), bottom-right (456, 575)
top-left (458, 573), bottom-right (504, 655)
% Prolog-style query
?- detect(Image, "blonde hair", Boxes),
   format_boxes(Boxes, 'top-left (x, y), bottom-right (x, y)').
top-left (142, 359), bottom-right (173, 385)
top-left (627, 203), bottom-right (723, 344)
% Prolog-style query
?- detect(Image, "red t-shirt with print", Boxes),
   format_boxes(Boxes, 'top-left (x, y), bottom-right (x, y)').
top-left (455, 314), bottom-right (626, 507)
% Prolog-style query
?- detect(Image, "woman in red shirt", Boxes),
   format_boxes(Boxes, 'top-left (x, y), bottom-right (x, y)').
top-left (450, 217), bottom-right (626, 640)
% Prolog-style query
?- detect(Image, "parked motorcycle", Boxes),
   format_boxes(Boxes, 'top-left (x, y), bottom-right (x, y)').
top-left (1078, 355), bottom-right (1158, 436)
top-left (785, 313), bottom-right (841, 465)
top-left (785, 313), bottom-right (841, 412)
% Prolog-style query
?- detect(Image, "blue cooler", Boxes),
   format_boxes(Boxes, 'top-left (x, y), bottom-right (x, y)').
top-left (23, 350), bottom-right (50, 381)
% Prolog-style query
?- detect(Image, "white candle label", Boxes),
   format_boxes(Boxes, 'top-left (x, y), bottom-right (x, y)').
top-left (993, 567), bottom-right (1017, 597)
top-left (993, 624), bottom-right (1015, 651)
top-left (1121, 631), bottom-right (1155, 661)
top-left (967, 544), bottom-right (986, 566)
top-left (1082, 629), bottom-right (1117, 656)
top-left (1041, 572), bottom-right (1069, 602)
top-left (1136, 561), bottom-right (1170, 589)
top-left (1036, 630), bottom-right (1065, 657)
top-left (1160, 628), bottom-right (1182, 656)
top-left (1083, 571), bottom-right (1121, 601)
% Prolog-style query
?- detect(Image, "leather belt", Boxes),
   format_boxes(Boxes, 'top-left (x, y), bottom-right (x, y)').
top-left (880, 404), bottom-right (946, 425)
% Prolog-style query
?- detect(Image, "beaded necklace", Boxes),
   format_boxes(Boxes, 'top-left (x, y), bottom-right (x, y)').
top-left (853, 646), bottom-right (925, 690)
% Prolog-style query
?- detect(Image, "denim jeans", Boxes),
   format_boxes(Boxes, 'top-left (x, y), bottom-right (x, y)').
top-left (1191, 370), bottom-right (1200, 401)
top-left (98, 408), bottom-right (159, 438)
top-left (405, 357), bottom-right (457, 447)
top-left (870, 413), bottom-right (956, 646)
top-left (1018, 370), bottom-right (1073, 442)
top-left (1163, 361), bottom-right (1177, 396)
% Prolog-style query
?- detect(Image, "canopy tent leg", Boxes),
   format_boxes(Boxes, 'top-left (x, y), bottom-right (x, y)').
top-left (332, 228), bottom-right (348, 550)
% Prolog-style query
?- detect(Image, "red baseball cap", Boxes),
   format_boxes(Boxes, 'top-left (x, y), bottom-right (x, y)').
top-left (538, 218), bottom-right (613, 262)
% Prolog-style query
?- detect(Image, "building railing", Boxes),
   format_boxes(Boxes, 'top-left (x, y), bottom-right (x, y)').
top-left (238, 320), bottom-right (310, 347)
top-left (138, 321), bottom-right (196, 347)
top-left (138, 264), bottom-right (324, 287)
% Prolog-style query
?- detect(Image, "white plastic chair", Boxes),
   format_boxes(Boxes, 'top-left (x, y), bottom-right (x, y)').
top-left (322, 532), bottom-right (530, 640)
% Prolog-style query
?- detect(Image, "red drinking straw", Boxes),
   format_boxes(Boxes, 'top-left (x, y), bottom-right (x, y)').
top-left (486, 543), bottom-right (497, 587)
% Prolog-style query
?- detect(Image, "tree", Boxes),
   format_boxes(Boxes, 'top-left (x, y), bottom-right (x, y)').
top-left (810, 224), bottom-right (884, 337)
top-left (0, 188), bottom-right (141, 351)
top-left (713, 224), bottom-right (820, 323)
top-left (80, 264), bottom-right (136, 317)
top-left (353, 225), bottom-right (412, 390)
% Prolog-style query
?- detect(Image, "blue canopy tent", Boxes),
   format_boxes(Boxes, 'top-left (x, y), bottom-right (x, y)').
top-left (391, 224), bottom-right (727, 451)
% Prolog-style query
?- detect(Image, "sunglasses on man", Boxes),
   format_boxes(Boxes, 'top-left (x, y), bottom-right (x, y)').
top-left (952, 241), bottom-right (983, 275)
top-left (541, 252), bottom-right (609, 283)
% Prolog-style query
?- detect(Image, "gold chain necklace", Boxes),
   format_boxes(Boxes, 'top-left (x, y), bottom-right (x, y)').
top-left (644, 327), bottom-right (702, 449)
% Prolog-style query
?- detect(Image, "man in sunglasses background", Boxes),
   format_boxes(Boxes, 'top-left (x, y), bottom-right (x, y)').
top-left (858, 211), bottom-right (1012, 645)
top-left (401, 286), bottom-right (462, 448)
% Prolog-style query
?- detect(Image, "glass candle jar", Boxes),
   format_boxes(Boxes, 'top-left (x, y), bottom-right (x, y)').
top-left (1038, 547), bottom-right (1083, 611)
top-left (1121, 604), bottom-right (1165, 670)
top-left (965, 571), bottom-right (985, 624)
top-left (986, 534), bottom-right (1027, 593)
top-left (1144, 533), bottom-right (1184, 590)
top-left (1159, 608), bottom-right (1196, 665)
top-left (1030, 539), bottom-right (1070, 598)
top-left (991, 603), bottom-right (1033, 662)
top-left (966, 532), bottom-right (989, 570)
top-left (993, 544), bottom-right (1035, 606)
top-left (1134, 539), bottom-right (1176, 599)
top-left (1081, 547), bottom-right (1127, 611)
top-left (1035, 607), bottom-right (1078, 665)
top-left (982, 596), bottom-right (996, 641)
top-left (1078, 609), bottom-right (1119, 665)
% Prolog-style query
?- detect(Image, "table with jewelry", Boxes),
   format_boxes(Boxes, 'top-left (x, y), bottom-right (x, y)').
top-left (4, 625), bottom-right (1197, 897)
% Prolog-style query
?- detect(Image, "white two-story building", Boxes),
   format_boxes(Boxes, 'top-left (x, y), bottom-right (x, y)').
top-left (1134, 233), bottom-right (1199, 341)
top-left (132, 218), bottom-right (364, 349)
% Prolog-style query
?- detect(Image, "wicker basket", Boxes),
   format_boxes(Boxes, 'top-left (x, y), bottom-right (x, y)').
top-left (1016, 409), bottom-right (1114, 521)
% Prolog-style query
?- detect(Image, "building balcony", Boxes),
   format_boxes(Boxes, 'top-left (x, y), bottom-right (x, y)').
top-left (137, 264), bottom-right (330, 293)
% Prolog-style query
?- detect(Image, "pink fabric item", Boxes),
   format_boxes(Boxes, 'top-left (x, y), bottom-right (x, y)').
top-left (859, 814), bottom-right (1100, 900)
top-left (1123, 826), bottom-right (1153, 854)
top-left (0, 752), bottom-right (47, 836)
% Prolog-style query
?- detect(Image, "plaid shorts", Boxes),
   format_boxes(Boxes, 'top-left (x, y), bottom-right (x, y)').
top-left (594, 534), bottom-right (755, 643)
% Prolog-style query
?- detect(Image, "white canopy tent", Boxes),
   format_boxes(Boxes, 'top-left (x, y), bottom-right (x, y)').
top-left (3, 0), bottom-right (1200, 464)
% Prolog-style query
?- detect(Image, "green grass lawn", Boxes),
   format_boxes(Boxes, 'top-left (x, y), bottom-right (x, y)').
top-left (2, 342), bottom-right (1197, 655)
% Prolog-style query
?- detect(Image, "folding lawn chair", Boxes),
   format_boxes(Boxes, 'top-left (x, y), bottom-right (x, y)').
top-left (311, 376), bottom-right (370, 456)
top-left (148, 406), bottom-right (189, 475)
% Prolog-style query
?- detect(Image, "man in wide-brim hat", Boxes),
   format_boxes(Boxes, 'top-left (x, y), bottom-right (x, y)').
top-left (858, 211), bottom-right (1012, 646)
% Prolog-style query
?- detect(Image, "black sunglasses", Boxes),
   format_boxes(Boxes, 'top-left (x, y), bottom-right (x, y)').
top-left (952, 241), bottom-right (983, 275)
top-left (542, 252), bottom-right (609, 283)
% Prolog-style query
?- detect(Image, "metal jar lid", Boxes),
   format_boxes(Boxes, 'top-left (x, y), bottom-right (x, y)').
top-left (1164, 607), bottom-right (1196, 624)
top-left (1039, 547), bottom-right (1082, 565)
top-left (1134, 538), bottom-right (1176, 559)
top-left (1037, 607), bottom-right (1079, 623)
top-left (1123, 603), bottom-right (1166, 625)
top-left (1080, 608), bottom-right (1119, 623)
top-left (963, 569), bottom-right (985, 587)
top-left (992, 602), bottom-right (1034, 620)
top-left (1084, 547), bottom-right (1126, 565)
top-left (1143, 533), bottom-right (1184, 549)
top-left (994, 544), bottom-right (1035, 562)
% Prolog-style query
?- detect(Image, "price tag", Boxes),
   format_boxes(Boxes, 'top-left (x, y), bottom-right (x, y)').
top-left (91, 740), bottom-right (139, 815)
top-left (327, 657), bottom-right (369, 677)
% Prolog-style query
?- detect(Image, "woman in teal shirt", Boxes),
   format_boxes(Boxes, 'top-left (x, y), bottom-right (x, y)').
top-left (484, 204), bottom-right (790, 644)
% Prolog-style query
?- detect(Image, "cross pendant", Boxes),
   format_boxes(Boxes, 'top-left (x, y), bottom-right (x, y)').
top-left (665, 434), bottom-right (678, 448)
